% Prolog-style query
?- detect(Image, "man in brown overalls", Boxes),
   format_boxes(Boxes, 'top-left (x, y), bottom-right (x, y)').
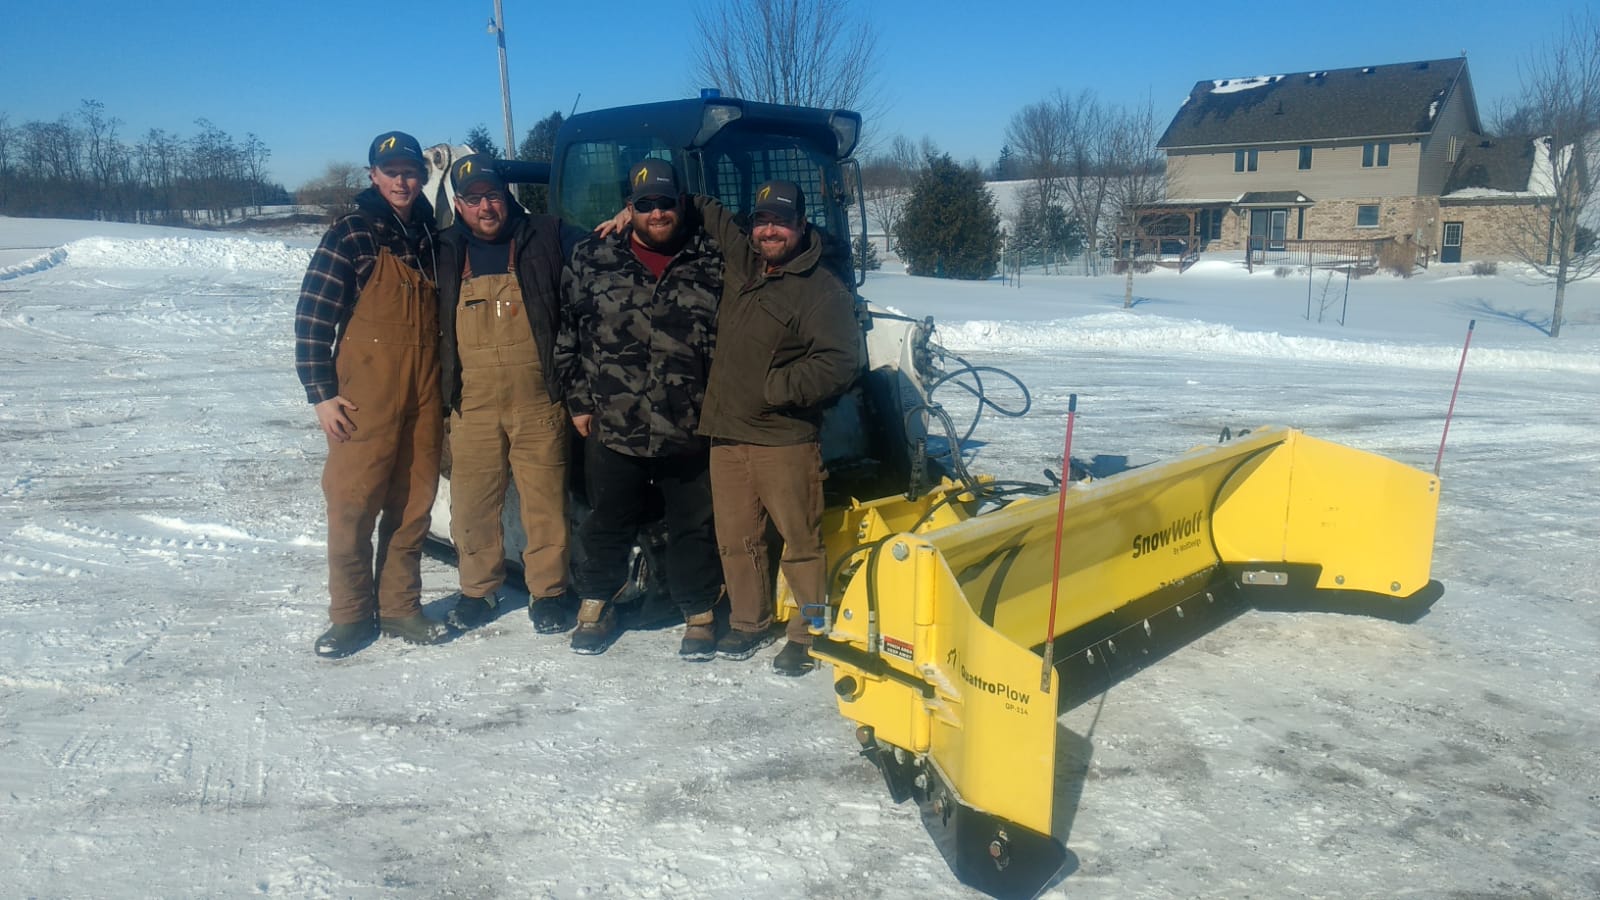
top-left (436, 154), bottom-right (573, 634)
top-left (296, 131), bottom-right (449, 658)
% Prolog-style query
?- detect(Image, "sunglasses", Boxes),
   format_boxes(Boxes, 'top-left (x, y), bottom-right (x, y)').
top-left (752, 212), bottom-right (799, 228)
top-left (633, 197), bottom-right (678, 213)
top-left (460, 192), bottom-right (506, 207)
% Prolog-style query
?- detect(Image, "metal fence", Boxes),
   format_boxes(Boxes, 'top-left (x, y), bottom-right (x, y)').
top-left (1245, 237), bottom-right (1430, 274)
top-left (998, 247), bottom-right (1112, 279)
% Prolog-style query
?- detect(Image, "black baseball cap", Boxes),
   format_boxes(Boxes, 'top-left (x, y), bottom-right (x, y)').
top-left (450, 153), bottom-right (507, 194)
top-left (627, 159), bottom-right (680, 203)
top-left (753, 180), bottom-right (805, 221)
top-left (369, 131), bottom-right (425, 169)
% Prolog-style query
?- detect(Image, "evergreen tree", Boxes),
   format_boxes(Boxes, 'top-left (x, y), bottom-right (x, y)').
top-left (516, 111), bottom-right (563, 213)
top-left (992, 144), bottom-right (1020, 181)
top-left (1013, 185), bottom-right (1084, 266)
top-left (463, 125), bottom-right (500, 158)
top-left (897, 153), bottom-right (1000, 280)
top-left (853, 235), bottom-right (882, 271)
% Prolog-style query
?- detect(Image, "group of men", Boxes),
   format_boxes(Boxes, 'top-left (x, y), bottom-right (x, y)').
top-left (293, 131), bottom-right (862, 676)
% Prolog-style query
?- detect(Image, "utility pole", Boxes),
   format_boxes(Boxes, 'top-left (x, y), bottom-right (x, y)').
top-left (489, 0), bottom-right (515, 158)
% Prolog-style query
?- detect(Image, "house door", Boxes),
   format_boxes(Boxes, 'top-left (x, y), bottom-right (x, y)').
top-left (1441, 222), bottom-right (1463, 263)
top-left (1250, 209), bottom-right (1288, 251)
top-left (1269, 209), bottom-right (1288, 250)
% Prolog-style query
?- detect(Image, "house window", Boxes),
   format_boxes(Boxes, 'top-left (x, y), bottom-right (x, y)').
top-left (1362, 142), bottom-right (1390, 168)
top-left (1234, 149), bottom-right (1258, 172)
top-left (1299, 146), bottom-right (1313, 170)
top-left (1356, 205), bottom-right (1380, 228)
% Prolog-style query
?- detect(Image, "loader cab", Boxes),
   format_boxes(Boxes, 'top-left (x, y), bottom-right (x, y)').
top-left (544, 97), bottom-right (929, 501)
top-left (551, 97), bottom-right (865, 287)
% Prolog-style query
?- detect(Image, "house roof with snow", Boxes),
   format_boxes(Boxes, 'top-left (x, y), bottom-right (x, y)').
top-left (1158, 57), bottom-right (1478, 150)
top-left (1442, 137), bottom-right (1546, 197)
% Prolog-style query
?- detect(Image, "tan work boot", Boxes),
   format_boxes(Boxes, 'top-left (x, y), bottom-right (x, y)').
top-left (679, 609), bottom-right (717, 662)
top-left (569, 598), bottom-right (619, 655)
top-left (379, 614), bottom-right (449, 646)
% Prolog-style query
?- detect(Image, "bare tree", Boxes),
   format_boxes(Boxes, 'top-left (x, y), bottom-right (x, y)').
top-left (21, 118), bottom-right (82, 184)
top-left (296, 161), bottom-right (366, 221)
top-left (690, 0), bottom-right (881, 121)
top-left (0, 113), bottom-right (13, 207)
top-left (1007, 90), bottom-right (1118, 273)
top-left (79, 100), bottom-right (122, 198)
top-left (1501, 10), bottom-right (1600, 337)
top-left (1005, 92), bottom-right (1071, 211)
top-left (1060, 94), bottom-right (1113, 273)
top-left (242, 133), bottom-right (271, 214)
top-left (137, 128), bottom-right (183, 218)
top-left (860, 134), bottom-right (927, 255)
top-left (190, 118), bottom-right (242, 222)
top-left (1103, 99), bottom-right (1167, 308)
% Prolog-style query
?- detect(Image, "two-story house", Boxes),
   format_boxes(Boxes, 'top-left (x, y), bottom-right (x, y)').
top-left (1156, 56), bottom-right (1485, 259)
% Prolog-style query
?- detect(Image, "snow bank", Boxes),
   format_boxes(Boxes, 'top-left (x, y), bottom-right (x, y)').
top-left (65, 235), bottom-right (311, 272)
top-left (934, 312), bottom-right (1600, 373)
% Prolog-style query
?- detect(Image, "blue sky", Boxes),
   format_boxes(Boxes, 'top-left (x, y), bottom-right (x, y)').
top-left (0, 0), bottom-right (1581, 189)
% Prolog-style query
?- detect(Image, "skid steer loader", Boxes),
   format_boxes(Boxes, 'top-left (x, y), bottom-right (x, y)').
top-left (424, 96), bottom-right (1443, 898)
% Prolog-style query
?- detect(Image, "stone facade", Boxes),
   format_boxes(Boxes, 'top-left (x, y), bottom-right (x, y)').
top-left (1437, 198), bottom-right (1548, 262)
top-left (1169, 195), bottom-right (1541, 262)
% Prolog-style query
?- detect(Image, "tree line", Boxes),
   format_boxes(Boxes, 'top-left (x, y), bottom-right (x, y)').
top-left (0, 100), bottom-right (289, 224)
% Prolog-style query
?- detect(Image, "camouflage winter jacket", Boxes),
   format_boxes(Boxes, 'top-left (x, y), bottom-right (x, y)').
top-left (557, 224), bottom-right (723, 457)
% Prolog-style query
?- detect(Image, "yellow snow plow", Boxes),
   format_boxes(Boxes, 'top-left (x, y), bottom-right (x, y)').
top-left (803, 425), bottom-right (1440, 897)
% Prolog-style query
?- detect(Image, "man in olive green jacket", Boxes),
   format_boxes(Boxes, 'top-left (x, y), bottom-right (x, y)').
top-left (691, 180), bottom-right (862, 675)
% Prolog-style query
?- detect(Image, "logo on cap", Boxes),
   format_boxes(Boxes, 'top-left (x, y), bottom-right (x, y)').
top-left (380, 136), bottom-right (397, 152)
top-left (459, 160), bottom-right (473, 177)
top-left (635, 168), bottom-right (650, 187)
top-left (758, 186), bottom-right (771, 202)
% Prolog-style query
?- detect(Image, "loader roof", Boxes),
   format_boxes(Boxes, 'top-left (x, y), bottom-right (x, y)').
top-left (560, 97), bottom-right (862, 160)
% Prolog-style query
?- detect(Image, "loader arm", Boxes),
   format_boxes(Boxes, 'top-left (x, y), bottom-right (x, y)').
top-left (811, 426), bottom-right (1440, 896)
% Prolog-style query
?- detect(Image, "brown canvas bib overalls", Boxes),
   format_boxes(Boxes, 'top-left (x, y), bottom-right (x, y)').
top-left (448, 247), bottom-right (570, 600)
top-left (323, 248), bottom-right (444, 624)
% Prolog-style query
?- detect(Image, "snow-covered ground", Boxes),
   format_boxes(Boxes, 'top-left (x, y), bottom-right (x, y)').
top-left (2, 215), bottom-right (1597, 899)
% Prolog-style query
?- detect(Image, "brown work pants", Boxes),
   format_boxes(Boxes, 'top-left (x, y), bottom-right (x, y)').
top-left (323, 250), bottom-right (443, 625)
top-left (710, 441), bottom-right (826, 643)
top-left (449, 269), bottom-right (569, 600)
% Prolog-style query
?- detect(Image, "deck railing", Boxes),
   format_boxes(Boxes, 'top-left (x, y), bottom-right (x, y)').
top-left (1245, 237), bottom-right (1428, 274)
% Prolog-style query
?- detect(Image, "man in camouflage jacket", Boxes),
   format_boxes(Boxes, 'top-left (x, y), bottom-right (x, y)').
top-left (557, 159), bottom-right (725, 658)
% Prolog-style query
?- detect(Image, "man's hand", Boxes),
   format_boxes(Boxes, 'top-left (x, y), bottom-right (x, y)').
top-left (315, 396), bottom-right (359, 442)
top-left (593, 206), bottom-right (630, 238)
top-left (571, 413), bottom-right (593, 438)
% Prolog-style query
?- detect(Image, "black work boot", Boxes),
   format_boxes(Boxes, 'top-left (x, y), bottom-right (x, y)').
top-left (715, 627), bottom-right (776, 661)
top-left (678, 610), bottom-right (717, 662)
top-left (569, 599), bottom-right (619, 655)
top-left (772, 640), bottom-right (817, 676)
top-left (447, 592), bottom-right (498, 630)
top-left (314, 620), bottom-right (377, 659)
top-left (529, 593), bottom-right (572, 634)
top-left (379, 614), bottom-right (449, 646)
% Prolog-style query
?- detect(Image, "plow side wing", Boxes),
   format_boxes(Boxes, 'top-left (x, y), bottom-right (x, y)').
top-left (816, 426), bottom-right (1442, 860)
top-left (1211, 430), bottom-right (1440, 596)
